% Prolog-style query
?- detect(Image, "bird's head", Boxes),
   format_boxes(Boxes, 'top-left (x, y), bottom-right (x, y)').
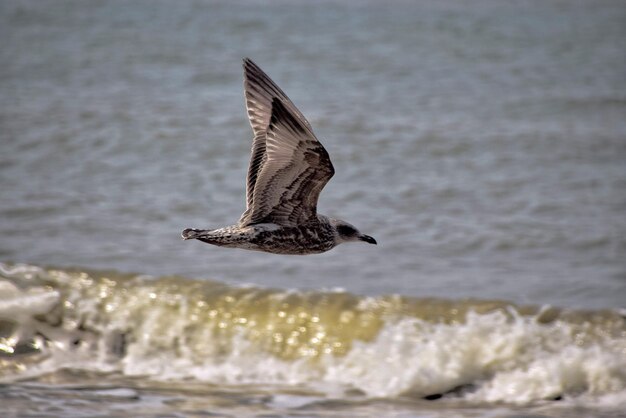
top-left (330, 219), bottom-right (377, 245)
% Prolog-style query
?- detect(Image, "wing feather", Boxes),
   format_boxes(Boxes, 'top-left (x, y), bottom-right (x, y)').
top-left (242, 98), bottom-right (334, 227)
top-left (240, 58), bottom-right (314, 224)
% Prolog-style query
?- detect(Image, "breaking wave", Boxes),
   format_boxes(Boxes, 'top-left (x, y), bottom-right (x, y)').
top-left (1, 262), bottom-right (625, 406)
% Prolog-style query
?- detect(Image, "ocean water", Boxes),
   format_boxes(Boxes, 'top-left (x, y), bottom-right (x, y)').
top-left (1, 0), bottom-right (625, 417)
top-left (2, 263), bottom-right (626, 417)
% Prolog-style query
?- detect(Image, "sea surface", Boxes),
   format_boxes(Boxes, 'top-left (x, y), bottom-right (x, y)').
top-left (1, 0), bottom-right (625, 417)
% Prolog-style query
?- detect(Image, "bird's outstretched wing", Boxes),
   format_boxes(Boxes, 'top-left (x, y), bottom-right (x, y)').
top-left (239, 58), bottom-right (315, 225)
top-left (239, 59), bottom-right (333, 226)
top-left (240, 97), bottom-right (334, 227)
top-left (243, 57), bottom-right (312, 140)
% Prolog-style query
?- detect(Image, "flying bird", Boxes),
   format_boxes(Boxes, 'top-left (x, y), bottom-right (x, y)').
top-left (182, 58), bottom-right (376, 254)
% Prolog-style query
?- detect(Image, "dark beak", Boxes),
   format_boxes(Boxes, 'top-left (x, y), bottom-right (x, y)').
top-left (359, 234), bottom-right (377, 245)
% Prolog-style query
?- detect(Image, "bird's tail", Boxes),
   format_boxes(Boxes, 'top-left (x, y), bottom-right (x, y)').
top-left (181, 228), bottom-right (204, 240)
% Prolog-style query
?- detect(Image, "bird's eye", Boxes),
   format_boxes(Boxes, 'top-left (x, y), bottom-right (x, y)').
top-left (337, 225), bottom-right (357, 237)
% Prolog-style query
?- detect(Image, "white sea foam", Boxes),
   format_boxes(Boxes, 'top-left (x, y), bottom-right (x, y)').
top-left (104, 308), bottom-right (626, 406)
top-left (1, 264), bottom-right (625, 407)
top-left (323, 311), bottom-right (626, 404)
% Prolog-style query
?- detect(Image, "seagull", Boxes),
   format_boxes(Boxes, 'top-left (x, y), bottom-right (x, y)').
top-left (181, 58), bottom-right (376, 255)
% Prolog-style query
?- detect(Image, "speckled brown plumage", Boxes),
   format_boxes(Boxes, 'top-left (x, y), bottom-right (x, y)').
top-left (182, 58), bottom-right (376, 255)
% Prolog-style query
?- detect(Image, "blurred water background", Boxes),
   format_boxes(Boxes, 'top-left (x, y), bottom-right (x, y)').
top-left (1, 0), bottom-right (626, 417)
top-left (1, 0), bottom-right (625, 308)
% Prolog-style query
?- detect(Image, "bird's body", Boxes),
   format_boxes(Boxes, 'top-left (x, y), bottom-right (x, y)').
top-left (184, 216), bottom-right (336, 255)
top-left (182, 58), bottom-right (376, 254)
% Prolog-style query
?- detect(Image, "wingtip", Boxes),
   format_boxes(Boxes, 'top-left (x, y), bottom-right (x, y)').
top-left (243, 58), bottom-right (260, 82)
top-left (242, 57), bottom-right (257, 70)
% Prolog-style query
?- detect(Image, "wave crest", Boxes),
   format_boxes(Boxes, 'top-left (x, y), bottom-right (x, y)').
top-left (1, 263), bottom-right (625, 405)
